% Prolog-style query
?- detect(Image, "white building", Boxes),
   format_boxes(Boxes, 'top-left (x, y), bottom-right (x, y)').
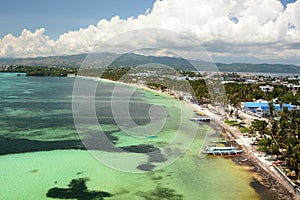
top-left (259, 85), bottom-right (274, 93)
top-left (284, 84), bottom-right (300, 95)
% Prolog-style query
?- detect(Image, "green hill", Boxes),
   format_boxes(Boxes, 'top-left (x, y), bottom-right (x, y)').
top-left (0, 53), bottom-right (299, 73)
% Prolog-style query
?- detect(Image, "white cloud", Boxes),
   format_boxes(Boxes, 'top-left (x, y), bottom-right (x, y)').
top-left (0, 0), bottom-right (299, 64)
top-left (0, 29), bottom-right (55, 58)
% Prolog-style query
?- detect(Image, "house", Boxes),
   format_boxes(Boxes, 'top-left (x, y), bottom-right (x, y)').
top-left (292, 85), bottom-right (300, 94)
top-left (259, 85), bottom-right (274, 93)
top-left (284, 84), bottom-right (300, 95)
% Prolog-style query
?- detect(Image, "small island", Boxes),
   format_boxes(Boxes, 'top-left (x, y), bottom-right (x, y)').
top-left (0, 65), bottom-right (77, 77)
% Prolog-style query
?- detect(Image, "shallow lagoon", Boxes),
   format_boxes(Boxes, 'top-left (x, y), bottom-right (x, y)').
top-left (0, 73), bottom-right (260, 199)
top-left (0, 150), bottom-right (258, 200)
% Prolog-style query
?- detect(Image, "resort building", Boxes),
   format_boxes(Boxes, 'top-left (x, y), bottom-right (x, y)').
top-left (243, 100), bottom-right (297, 117)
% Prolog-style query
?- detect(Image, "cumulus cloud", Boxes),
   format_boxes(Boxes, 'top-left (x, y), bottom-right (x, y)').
top-left (0, 0), bottom-right (299, 64)
top-left (0, 29), bottom-right (55, 58)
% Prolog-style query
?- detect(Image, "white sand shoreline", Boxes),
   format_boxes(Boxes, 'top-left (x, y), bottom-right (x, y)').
top-left (76, 75), bottom-right (174, 98)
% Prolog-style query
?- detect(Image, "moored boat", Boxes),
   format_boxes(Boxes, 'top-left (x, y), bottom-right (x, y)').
top-left (202, 146), bottom-right (243, 156)
top-left (190, 115), bottom-right (211, 122)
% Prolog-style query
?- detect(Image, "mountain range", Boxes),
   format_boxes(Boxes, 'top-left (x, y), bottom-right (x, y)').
top-left (0, 53), bottom-right (299, 73)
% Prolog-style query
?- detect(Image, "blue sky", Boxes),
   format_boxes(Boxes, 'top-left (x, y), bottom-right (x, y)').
top-left (0, 0), bottom-right (299, 65)
top-left (0, 0), bottom-right (155, 39)
top-left (281, 0), bottom-right (298, 7)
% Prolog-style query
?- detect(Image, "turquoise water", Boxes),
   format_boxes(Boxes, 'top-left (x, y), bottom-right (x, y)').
top-left (0, 73), bottom-right (260, 199)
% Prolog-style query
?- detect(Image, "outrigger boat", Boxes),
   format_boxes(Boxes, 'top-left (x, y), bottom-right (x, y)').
top-left (190, 115), bottom-right (211, 122)
top-left (202, 146), bottom-right (243, 156)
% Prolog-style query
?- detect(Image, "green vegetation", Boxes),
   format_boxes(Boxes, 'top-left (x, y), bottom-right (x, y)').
top-left (188, 80), bottom-right (300, 107)
top-left (225, 120), bottom-right (249, 133)
top-left (109, 53), bottom-right (195, 71)
top-left (239, 127), bottom-right (250, 133)
top-left (189, 80), bottom-right (209, 104)
top-left (191, 79), bottom-right (299, 181)
top-left (223, 82), bottom-right (300, 106)
top-left (221, 82), bottom-right (299, 181)
top-left (146, 83), bottom-right (167, 91)
top-left (225, 120), bottom-right (238, 126)
top-left (76, 66), bottom-right (131, 81)
top-left (249, 108), bottom-right (300, 180)
top-left (0, 65), bottom-right (77, 76)
top-left (100, 67), bottom-right (131, 81)
top-left (180, 71), bottom-right (202, 77)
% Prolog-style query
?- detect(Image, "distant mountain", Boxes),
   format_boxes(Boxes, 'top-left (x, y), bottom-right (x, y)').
top-left (0, 54), bottom-right (87, 68)
top-left (0, 53), bottom-right (299, 73)
top-left (109, 53), bottom-right (199, 70)
top-left (215, 63), bottom-right (300, 73)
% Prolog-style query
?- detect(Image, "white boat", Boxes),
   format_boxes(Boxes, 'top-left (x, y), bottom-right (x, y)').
top-left (202, 146), bottom-right (243, 156)
top-left (190, 115), bottom-right (211, 122)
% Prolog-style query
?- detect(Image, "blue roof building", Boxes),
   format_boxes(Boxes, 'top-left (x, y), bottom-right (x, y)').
top-left (244, 102), bottom-right (296, 113)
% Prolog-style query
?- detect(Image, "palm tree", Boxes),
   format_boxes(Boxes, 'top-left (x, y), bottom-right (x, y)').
top-left (268, 101), bottom-right (275, 119)
top-left (275, 107), bottom-right (300, 179)
top-left (250, 119), bottom-right (269, 139)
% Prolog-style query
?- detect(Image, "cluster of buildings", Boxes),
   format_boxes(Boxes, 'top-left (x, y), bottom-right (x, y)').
top-left (242, 100), bottom-right (299, 118)
top-left (220, 73), bottom-right (300, 95)
top-left (224, 74), bottom-right (300, 117)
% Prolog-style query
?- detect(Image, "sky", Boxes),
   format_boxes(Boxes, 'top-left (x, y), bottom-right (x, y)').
top-left (0, 0), bottom-right (299, 65)
top-left (0, 0), bottom-right (155, 40)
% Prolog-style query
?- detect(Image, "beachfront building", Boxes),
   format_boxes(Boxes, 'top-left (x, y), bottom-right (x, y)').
top-left (243, 100), bottom-right (297, 117)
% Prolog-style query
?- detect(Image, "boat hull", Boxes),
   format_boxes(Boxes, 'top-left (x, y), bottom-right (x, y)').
top-left (202, 150), bottom-right (244, 156)
top-left (202, 146), bottom-right (244, 156)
